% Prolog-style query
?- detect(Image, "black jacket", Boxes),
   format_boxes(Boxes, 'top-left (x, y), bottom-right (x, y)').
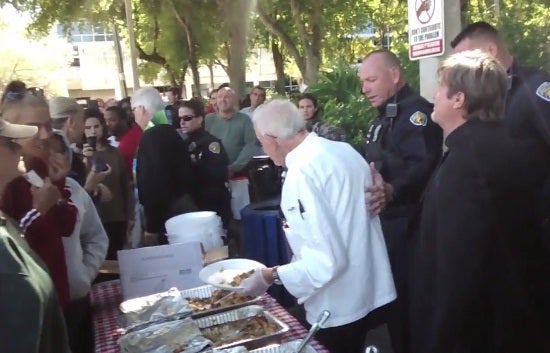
top-left (136, 124), bottom-right (195, 233)
top-left (184, 129), bottom-right (231, 224)
top-left (408, 118), bottom-right (550, 353)
top-left (362, 84), bottom-right (442, 213)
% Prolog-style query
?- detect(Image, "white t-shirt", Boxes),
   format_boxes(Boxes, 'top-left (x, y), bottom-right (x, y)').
top-left (277, 133), bottom-right (396, 327)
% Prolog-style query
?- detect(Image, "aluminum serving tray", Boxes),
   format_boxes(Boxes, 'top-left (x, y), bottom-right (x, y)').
top-left (180, 285), bottom-right (262, 318)
top-left (195, 305), bottom-right (289, 351)
top-left (249, 340), bottom-right (317, 353)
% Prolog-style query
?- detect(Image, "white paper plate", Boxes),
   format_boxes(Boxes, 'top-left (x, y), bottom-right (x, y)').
top-left (199, 258), bottom-right (266, 290)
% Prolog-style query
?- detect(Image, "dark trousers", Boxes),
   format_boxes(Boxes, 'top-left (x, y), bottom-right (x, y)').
top-left (381, 215), bottom-right (411, 353)
top-left (64, 295), bottom-right (93, 353)
top-left (290, 304), bottom-right (391, 353)
top-left (103, 221), bottom-right (127, 260)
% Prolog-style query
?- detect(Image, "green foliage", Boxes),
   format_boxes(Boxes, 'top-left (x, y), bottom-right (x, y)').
top-left (465, 0), bottom-right (550, 71)
top-left (309, 62), bottom-right (376, 145)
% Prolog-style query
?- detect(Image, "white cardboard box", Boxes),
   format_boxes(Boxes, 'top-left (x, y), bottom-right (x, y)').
top-left (118, 242), bottom-right (204, 300)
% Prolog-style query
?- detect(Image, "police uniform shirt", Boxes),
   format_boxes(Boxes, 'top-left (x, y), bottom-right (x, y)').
top-left (364, 84), bottom-right (442, 206)
top-left (505, 59), bottom-right (550, 150)
top-left (185, 129), bottom-right (229, 187)
top-left (277, 133), bottom-right (396, 328)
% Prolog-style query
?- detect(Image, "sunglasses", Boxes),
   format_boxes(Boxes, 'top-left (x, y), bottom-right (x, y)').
top-left (179, 114), bottom-right (196, 122)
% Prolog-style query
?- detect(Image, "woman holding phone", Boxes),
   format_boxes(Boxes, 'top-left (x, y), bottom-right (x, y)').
top-left (83, 108), bottom-right (130, 260)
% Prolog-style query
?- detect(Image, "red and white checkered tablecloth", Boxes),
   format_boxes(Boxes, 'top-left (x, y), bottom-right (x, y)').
top-left (91, 280), bottom-right (329, 353)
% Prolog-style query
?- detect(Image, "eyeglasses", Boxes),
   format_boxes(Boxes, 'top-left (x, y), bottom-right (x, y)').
top-left (179, 115), bottom-right (196, 122)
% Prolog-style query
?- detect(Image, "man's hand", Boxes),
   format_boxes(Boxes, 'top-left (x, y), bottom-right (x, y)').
top-left (366, 162), bottom-right (393, 217)
top-left (31, 177), bottom-right (62, 215)
top-left (48, 152), bottom-right (71, 181)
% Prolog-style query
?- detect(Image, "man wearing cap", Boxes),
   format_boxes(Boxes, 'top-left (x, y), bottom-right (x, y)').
top-left (49, 97), bottom-right (87, 183)
top-left (49, 96), bottom-right (111, 203)
top-left (0, 118), bottom-right (71, 353)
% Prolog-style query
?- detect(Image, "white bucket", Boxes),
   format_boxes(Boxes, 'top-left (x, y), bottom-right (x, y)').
top-left (165, 212), bottom-right (224, 251)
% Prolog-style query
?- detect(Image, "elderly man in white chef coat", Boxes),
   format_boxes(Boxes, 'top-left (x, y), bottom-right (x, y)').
top-left (240, 99), bottom-right (396, 353)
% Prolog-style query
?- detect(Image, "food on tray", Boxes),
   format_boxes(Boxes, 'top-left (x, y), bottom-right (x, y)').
top-left (202, 315), bottom-right (280, 347)
top-left (228, 269), bottom-right (254, 286)
top-left (187, 290), bottom-right (254, 311)
top-left (118, 317), bottom-right (212, 353)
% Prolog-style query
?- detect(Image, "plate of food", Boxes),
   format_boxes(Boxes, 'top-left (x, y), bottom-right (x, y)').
top-left (199, 258), bottom-right (266, 291)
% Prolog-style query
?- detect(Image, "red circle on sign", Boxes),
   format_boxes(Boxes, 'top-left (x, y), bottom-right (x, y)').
top-left (415, 0), bottom-right (435, 24)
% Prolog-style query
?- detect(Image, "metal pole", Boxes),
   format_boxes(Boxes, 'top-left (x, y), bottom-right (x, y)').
top-left (124, 0), bottom-right (140, 91)
top-left (112, 23), bottom-right (128, 98)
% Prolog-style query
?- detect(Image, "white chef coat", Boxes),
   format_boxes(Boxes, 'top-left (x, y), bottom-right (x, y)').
top-left (277, 133), bottom-right (396, 328)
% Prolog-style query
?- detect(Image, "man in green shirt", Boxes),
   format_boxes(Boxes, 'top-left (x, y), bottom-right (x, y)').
top-left (205, 87), bottom-right (258, 176)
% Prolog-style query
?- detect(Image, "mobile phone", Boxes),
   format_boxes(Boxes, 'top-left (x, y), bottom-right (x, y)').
top-left (92, 157), bottom-right (109, 173)
top-left (23, 170), bottom-right (45, 188)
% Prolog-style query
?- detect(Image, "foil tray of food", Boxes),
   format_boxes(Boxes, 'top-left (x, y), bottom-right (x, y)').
top-left (118, 317), bottom-right (213, 353)
top-left (118, 287), bottom-right (193, 332)
top-left (181, 285), bottom-right (262, 318)
top-left (249, 340), bottom-right (318, 353)
top-left (195, 305), bottom-right (289, 350)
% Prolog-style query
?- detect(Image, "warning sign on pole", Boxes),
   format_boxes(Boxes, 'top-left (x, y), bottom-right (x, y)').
top-left (408, 0), bottom-right (445, 60)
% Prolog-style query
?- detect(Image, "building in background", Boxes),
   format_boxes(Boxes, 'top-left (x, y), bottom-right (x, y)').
top-left (55, 23), bottom-right (279, 101)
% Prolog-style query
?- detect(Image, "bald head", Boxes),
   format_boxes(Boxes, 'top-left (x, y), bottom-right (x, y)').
top-left (363, 50), bottom-right (402, 70)
top-left (216, 87), bottom-right (237, 115)
top-left (359, 50), bottom-right (405, 108)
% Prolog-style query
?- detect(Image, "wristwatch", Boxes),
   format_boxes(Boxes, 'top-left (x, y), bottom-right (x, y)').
top-left (272, 266), bottom-right (282, 285)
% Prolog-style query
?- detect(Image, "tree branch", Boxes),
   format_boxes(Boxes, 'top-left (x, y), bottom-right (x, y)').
top-left (290, 0), bottom-right (311, 57)
top-left (256, 4), bottom-right (306, 75)
top-left (214, 57), bottom-right (229, 74)
top-left (310, 0), bottom-right (322, 56)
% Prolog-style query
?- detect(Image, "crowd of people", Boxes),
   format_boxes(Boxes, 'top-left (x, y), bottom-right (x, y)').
top-left (0, 21), bottom-right (548, 353)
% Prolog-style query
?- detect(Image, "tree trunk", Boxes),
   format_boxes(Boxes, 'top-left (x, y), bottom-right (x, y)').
top-left (207, 62), bottom-right (215, 89)
top-left (257, 0), bottom-right (323, 85)
top-left (271, 38), bottom-right (286, 95)
top-left (219, 0), bottom-right (250, 99)
top-left (189, 60), bottom-right (201, 97)
top-left (172, 1), bottom-right (201, 97)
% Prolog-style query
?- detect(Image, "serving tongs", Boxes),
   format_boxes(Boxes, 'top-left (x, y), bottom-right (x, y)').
top-left (294, 310), bottom-right (330, 353)
top-left (210, 291), bottom-right (236, 307)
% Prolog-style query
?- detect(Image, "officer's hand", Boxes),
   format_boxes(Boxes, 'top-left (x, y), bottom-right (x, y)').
top-left (366, 162), bottom-right (390, 216)
top-left (238, 268), bottom-right (271, 297)
top-left (31, 177), bottom-right (62, 215)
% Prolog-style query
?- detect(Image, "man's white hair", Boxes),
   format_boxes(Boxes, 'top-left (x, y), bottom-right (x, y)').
top-left (252, 99), bottom-right (305, 140)
top-left (131, 87), bottom-right (164, 114)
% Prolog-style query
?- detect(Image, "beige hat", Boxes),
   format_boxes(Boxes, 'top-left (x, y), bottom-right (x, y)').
top-left (49, 96), bottom-right (83, 119)
top-left (0, 119), bottom-right (38, 138)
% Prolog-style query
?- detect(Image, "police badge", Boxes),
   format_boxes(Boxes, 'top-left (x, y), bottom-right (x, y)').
top-left (208, 141), bottom-right (221, 154)
top-left (409, 111), bottom-right (428, 126)
top-left (535, 82), bottom-right (550, 102)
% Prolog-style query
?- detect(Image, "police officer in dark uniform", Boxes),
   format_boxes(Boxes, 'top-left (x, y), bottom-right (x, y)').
top-left (176, 99), bottom-right (232, 226)
top-left (451, 20), bottom-right (550, 333)
top-left (359, 49), bottom-right (443, 353)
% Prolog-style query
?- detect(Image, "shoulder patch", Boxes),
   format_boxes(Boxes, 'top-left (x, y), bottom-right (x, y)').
top-left (208, 141), bottom-right (221, 154)
top-left (409, 111), bottom-right (427, 126)
top-left (535, 82), bottom-right (550, 102)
